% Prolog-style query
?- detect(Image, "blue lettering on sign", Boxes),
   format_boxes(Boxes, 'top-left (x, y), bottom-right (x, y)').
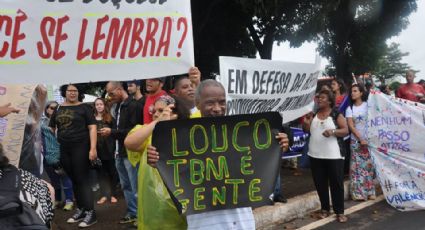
top-left (387, 192), bottom-right (425, 204)
top-left (370, 116), bottom-right (412, 127)
top-left (378, 129), bottom-right (410, 141)
top-left (380, 142), bottom-right (410, 152)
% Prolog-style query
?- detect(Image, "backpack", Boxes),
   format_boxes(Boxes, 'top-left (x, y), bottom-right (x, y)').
top-left (313, 109), bottom-right (347, 157)
top-left (0, 166), bottom-right (49, 230)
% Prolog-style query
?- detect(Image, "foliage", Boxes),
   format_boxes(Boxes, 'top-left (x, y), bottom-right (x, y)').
top-left (374, 43), bottom-right (412, 85)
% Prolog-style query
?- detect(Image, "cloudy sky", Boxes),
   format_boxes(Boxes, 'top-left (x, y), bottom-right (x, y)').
top-left (272, 1), bottom-right (425, 81)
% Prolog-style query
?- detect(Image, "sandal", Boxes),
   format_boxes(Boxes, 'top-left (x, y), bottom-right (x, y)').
top-left (314, 210), bottom-right (330, 219)
top-left (111, 196), bottom-right (118, 203)
top-left (336, 214), bottom-right (348, 223)
top-left (97, 197), bottom-right (108, 205)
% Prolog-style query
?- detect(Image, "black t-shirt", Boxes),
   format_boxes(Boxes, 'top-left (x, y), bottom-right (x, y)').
top-left (49, 104), bottom-right (96, 144)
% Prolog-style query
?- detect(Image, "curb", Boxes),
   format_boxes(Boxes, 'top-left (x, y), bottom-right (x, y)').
top-left (254, 181), bottom-right (377, 229)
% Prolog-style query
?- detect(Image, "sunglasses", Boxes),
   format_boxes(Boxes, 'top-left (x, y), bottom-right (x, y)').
top-left (49, 105), bottom-right (57, 110)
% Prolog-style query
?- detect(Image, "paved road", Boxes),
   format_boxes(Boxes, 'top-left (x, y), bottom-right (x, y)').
top-left (283, 199), bottom-right (425, 230)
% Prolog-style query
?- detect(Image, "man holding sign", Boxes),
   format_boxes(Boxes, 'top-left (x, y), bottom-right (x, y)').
top-left (143, 80), bottom-right (290, 229)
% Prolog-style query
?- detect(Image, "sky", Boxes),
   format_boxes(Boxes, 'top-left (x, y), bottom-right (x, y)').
top-left (272, 0), bottom-right (425, 82)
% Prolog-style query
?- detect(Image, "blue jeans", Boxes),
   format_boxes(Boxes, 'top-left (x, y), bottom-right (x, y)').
top-left (115, 156), bottom-right (138, 217)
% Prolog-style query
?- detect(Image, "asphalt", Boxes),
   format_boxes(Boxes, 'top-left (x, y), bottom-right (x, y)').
top-left (52, 165), bottom-right (316, 229)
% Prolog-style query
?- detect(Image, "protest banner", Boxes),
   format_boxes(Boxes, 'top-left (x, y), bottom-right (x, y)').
top-left (219, 56), bottom-right (320, 123)
top-left (283, 127), bottom-right (309, 159)
top-left (153, 112), bottom-right (282, 214)
top-left (0, 0), bottom-right (194, 84)
top-left (0, 84), bottom-right (37, 166)
top-left (367, 91), bottom-right (425, 211)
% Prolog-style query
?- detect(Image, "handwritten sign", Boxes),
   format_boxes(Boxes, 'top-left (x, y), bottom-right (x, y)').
top-left (219, 56), bottom-right (319, 123)
top-left (0, 84), bottom-right (37, 166)
top-left (367, 91), bottom-right (425, 210)
top-left (0, 0), bottom-right (194, 84)
top-left (153, 112), bottom-right (282, 214)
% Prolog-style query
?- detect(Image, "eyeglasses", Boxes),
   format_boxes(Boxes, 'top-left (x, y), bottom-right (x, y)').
top-left (107, 88), bottom-right (118, 97)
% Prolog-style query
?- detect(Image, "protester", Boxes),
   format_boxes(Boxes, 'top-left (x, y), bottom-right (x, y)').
top-left (41, 101), bottom-right (74, 211)
top-left (331, 78), bottom-right (348, 112)
top-left (142, 79), bottom-right (290, 229)
top-left (125, 95), bottom-right (190, 229)
top-left (93, 98), bottom-right (119, 205)
top-left (303, 89), bottom-right (349, 223)
top-left (188, 66), bottom-right (201, 89)
top-left (100, 81), bottom-right (141, 224)
top-left (418, 79), bottom-right (425, 91)
top-left (0, 143), bottom-right (54, 229)
top-left (49, 84), bottom-right (98, 228)
top-left (396, 70), bottom-right (425, 102)
top-left (173, 75), bottom-right (201, 117)
top-left (127, 80), bottom-right (144, 101)
top-left (346, 84), bottom-right (376, 201)
top-left (379, 84), bottom-right (392, 95)
top-left (143, 78), bottom-right (167, 124)
top-left (0, 102), bottom-right (20, 117)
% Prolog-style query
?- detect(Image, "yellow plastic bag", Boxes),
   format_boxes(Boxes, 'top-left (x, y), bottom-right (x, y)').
top-left (127, 125), bottom-right (187, 230)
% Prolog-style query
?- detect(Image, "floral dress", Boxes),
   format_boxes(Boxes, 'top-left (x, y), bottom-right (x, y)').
top-left (346, 102), bottom-right (376, 200)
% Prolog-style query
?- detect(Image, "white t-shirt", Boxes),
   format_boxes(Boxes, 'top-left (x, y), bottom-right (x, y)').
top-left (308, 116), bottom-right (343, 159)
top-left (187, 207), bottom-right (255, 230)
top-left (345, 102), bottom-right (368, 141)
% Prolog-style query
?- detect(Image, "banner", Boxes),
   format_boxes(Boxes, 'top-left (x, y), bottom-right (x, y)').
top-left (367, 91), bottom-right (425, 211)
top-left (153, 112), bottom-right (283, 215)
top-left (283, 127), bottom-right (309, 159)
top-left (0, 0), bottom-right (194, 84)
top-left (0, 84), bottom-right (37, 166)
top-left (219, 56), bottom-right (320, 123)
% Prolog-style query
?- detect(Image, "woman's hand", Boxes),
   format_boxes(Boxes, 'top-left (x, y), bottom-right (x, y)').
top-left (147, 145), bottom-right (159, 168)
top-left (89, 149), bottom-right (97, 161)
top-left (322, 129), bottom-right (334, 137)
top-left (276, 132), bottom-right (290, 152)
top-left (156, 104), bottom-right (177, 122)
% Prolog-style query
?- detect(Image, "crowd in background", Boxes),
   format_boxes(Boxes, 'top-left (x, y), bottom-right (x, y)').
top-left (1, 69), bottom-right (424, 229)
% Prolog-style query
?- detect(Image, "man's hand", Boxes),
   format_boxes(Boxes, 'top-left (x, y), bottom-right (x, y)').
top-left (89, 149), bottom-right (97, 161)
top-left (188, 67), bottom-right (201, 86)
top-left (0, 103), bottom-right (20, 118)
top-left (99, 127), bottom-right (111, 137)
top-left (147, 145), bottom-right (159, 168)
top-left (276, 132), bottom-right (290, 152)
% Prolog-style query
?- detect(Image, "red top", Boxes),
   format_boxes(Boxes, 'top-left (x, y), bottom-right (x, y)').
top-left (143, 90), bottom-right (167, 124)
top-left (335, 94), bottom-right (346, 108)
top-left (396, 83), bottom-right (425, 102)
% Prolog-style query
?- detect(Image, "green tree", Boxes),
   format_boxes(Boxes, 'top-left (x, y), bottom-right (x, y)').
top-left (374, 43), bottom-right (412, 85)
top-left (316, 0), bottom-right (417, 84)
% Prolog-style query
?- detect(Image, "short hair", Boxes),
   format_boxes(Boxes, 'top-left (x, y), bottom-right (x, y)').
top-left (173, 75), bottom-right (190, 92)
top-left (318, 89), bottom-right (335, 109)
top-left (60, 84), bottom-right (85, 102)
top-left (194, 79), bottom-right (225, 104)
top-left (107, 81), bottom-right (124, 90)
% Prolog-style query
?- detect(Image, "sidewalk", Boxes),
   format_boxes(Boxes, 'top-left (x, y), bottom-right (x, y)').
top-left (254, 166), bottom-right (382, 230)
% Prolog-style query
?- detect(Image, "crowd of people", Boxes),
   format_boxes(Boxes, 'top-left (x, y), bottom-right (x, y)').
top-left (0, 69), bottom-right (423, 229)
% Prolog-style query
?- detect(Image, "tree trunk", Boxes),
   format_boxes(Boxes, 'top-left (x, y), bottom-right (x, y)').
top-left (332, 0), bottom-right (355, 85)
